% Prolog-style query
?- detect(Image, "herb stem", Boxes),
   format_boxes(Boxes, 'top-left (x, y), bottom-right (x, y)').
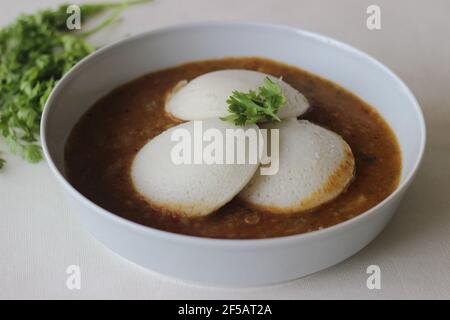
top-left (80, 0), bottom-right (153, 38)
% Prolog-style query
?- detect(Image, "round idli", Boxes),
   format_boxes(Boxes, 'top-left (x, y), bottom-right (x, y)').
top-left (239, 118), bottom-right (355, 213)
top-left (131, 119), bottom-right (261, 217)
top-left (165, 69), bottom-right (309, 121)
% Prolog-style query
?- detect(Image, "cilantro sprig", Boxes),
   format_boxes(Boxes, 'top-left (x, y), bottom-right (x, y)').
top-left (0, 1), bottom-right (150, 168)
top-left (221, 77), bottom-right (287, 127)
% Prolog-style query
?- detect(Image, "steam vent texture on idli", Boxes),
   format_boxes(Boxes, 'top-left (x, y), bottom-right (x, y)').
top-left (165, 69), bottom-right (309, 120)
top-left (239, 118), bottom-right (355, 213)
top-left (131, 119), bottom-right (260, 217)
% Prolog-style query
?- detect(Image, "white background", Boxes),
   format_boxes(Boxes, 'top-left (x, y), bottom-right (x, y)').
top-left (1, 0), bottom-right (449, 299)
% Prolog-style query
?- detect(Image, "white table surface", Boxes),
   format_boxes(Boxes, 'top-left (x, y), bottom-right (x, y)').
top-left (1, 0), bottom-right (449, 299)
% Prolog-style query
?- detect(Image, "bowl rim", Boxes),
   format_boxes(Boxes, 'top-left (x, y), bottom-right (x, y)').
top-left (41, 21), bottom-right (426, 247)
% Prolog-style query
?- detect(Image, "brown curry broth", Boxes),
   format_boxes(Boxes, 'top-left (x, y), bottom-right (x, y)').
top-left (65, 57), bottom-right (401, 239)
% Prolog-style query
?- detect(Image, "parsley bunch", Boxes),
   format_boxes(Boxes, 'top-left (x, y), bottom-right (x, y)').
top-left (221, 77), bottom-right (287, 127)
top-left (0, 1), bottom-right (150, 169)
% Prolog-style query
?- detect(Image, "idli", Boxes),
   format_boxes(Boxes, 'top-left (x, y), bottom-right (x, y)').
top-left (239, 118), bottom-right (355, 213)
top-left (165, 69), bottom-right (309, 121)
top-left (131, 118), bottom-right (260, 217)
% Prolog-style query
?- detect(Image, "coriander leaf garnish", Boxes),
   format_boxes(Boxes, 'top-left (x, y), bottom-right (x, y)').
top-left (0, 1), bottom-right (151, 169)
top-left (221, 77), bottom-right (287, 127)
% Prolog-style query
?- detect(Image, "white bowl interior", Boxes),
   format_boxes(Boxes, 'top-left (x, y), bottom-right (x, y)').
top-left (44, 23), bottom-right (424, 186)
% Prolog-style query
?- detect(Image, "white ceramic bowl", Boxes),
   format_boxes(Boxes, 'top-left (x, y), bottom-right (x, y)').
top-left (41, 22), bottom-right (426, 287)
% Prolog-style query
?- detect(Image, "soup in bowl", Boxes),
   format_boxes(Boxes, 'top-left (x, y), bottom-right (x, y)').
top-left (41, 23), bottom-right (425, 286)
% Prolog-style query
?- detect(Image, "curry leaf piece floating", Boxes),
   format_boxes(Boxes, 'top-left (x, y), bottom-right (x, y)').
top-left (0, 0), bottom-right (151, 169)
top-left (221, 77), bottom-right (287, 127)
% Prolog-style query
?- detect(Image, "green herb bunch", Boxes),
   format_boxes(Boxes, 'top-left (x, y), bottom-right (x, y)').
top-left (0, 1), bottom-right (150, 169)
top-left (221, 77), bottom-right (287, 127)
